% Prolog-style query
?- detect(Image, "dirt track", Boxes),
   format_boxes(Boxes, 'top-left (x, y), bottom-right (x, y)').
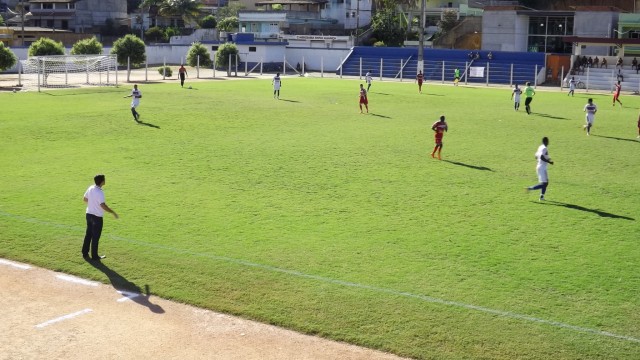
top-left (0, 258), bottom-right (409, 360)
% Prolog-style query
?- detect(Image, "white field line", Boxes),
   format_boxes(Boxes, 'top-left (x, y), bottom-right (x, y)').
top-left (35, 308), bottom-right (93, 329)
top-left (1, 210), bottom-right (639, 344)
top-left (0, 258), bottom-right (31, 270)
top-left (56, 274), bottom-right (99, 287)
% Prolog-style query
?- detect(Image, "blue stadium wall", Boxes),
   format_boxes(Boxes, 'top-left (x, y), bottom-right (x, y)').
top-left (340, 47), bottom-right (546, 85)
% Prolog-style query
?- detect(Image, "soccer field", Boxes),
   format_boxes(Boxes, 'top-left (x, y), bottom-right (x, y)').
top-left (1, 78), bottom-right (639, 359)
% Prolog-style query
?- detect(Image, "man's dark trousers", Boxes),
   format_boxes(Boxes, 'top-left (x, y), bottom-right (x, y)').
top-left (82, 213), bottom-right (103, 259)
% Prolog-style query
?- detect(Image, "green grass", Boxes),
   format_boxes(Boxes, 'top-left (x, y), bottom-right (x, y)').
top-left (1, 78), bottom-right (639, 359)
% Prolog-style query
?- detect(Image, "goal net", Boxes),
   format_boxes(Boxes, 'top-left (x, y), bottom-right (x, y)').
top-left (20, 55), bottom-right (118, 91)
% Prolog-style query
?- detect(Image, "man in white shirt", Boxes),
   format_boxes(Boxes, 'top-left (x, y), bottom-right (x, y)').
top-left (526, 137), bottom-right (554, 201)
top-left (583, 98), bottom-right (597, 136)
top-left (511, 84), bottom-right (522, 111)
top-left (82, 174), bottom-right (118, 260)
top-left (272, 73), bottom-right (281, 99)
top-left (567, 77), bottom-right (576, 97)
top-left (365, 71), bottom-right (372, 91)
top-left (124, 84), bottom-right (142, 123)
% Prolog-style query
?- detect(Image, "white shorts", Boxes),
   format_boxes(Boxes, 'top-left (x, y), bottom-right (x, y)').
top-left (585, 114), bottom-right (595, 125)
top-left (536, 166), bottom-right (548, 183)
top-left (273, 84), bottom-right (281, 91)
top-left (131, 100), bottom-right (140, 108)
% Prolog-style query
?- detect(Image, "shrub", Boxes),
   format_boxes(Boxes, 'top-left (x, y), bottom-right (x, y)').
top-left (158, 66), bottom-right (172, 77)
top-left (217, 16), bottom-right (238, 32)
top-left (145, 27), bottom-right (166, 42)
top-left (215, 43), bottom-right (239, 76)
top-left (0, 42), bottom-right (17, 71)
top-left (186, 42), bottom-right (212, 67)
top-left (70, 37), bottom-right (103, 55)
top-left (200, 15), bottom-right (217, 29)
top-left (28, 38), bottom-right (65, 57)
top-left (111, 34), bottom-right (146, 81)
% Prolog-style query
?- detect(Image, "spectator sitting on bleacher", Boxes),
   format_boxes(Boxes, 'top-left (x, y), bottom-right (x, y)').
top-left (601, 58), bottom-right (608, 68)
top-left (587, 57), bottom-right (593, 68)
top-left (632, 57), bottom-right (638, 71)
top-left (582, 56), bottom-right (588, 67)
top-left (617, 57), bottom-right (623, 69)
top-left (594, 56), bottom-right (599, 67)
top-left (617, 69), bottom-right (624, 82)
top-left (487, 52), bottom-right (493, 60)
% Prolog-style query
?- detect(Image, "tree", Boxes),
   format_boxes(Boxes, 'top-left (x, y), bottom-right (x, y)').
top-left (28, 38), bottom-right (65, 57)
top-left (187, 42), bottom-right (212, 67)
top-left (215, 3), bottom-right (245, 20)
top-left (217, 16), bottom-right (238, 32)
top-left (145, 26), bottom-right (166, 42)
top-left (140, 0), bottom-right (165, 27)
top-left (70, 37), bottom-right (104, 55)
top-left (438, 9), bottom-right (458, 35)
top-left (0, 42), bottom-right (17, 71)
top-left (215, 43), bottom-right (238, 76)
top-left (200, 15), bottom-right (216, 29)
top-left (158, 0), bottom-right (202, 26)
top-left (371, 9), bottom-right (405, 47)
top-left (111, 34), bottom-right (146, 81)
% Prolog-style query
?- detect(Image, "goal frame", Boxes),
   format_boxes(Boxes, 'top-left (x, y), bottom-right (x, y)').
top-left (19, 54), bottom-right (118, 92)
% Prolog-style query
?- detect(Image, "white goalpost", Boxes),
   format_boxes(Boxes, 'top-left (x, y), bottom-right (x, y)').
top-left (20, 55), bottom-right (118, 91)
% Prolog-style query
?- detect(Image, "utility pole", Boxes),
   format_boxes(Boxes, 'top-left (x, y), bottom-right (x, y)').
top-left (417, 0), bottom-right (426, 73)
top-left (355, 0), bottom-right (360, 46)
top-left (20, 0), bottom-right (25, 46)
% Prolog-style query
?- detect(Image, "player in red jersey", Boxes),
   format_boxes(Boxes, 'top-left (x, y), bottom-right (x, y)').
top-left (359, 83), bottom-right (368, 113)
top-left (416, 70), bottom-right (424, 93)
top-left (613, 80), bottom-right (622, 107)
top-left (430, 115), bottom-right (448, 160)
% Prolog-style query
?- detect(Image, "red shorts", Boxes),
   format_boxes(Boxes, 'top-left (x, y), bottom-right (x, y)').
top-left (359, 97), bottom-right (368, 105)
top-left (434, 134), bottom-right (443, 144)
top-left (613, 93), bottom-right (620, 100)
top-left (418, 80), bottom-right (423, 85)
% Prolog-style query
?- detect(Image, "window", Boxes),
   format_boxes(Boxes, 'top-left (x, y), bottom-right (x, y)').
top-left (249, 46), bottom-right (256, 52)
top-left (527, 15), bottom-right (574, 54)
top-left (69, 3), bottom-right (75, 9)
top-left (42, 3), bottom-right (53, 9)
top-left (345, 12), bottom-right (350, 18)
top-left (212, 46), bottom-right (219, 51)
top-left (61, 20), bottom-right (68, 29)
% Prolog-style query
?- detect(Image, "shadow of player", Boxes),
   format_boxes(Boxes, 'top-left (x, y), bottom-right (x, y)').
top-left (86, 259), bottom-right (165, 313)
top-left (443, 160), bottom-right (493, 171)
top-left (535, 201), bottom-right (634, 220)
top-left (591, 134), bottom-right (639, 143)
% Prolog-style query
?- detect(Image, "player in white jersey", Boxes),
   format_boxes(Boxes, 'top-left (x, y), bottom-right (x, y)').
top-left (272, 73), bottom-right (281, 99)
top-left (511, 84), bottom-right (522, 111)
top-left (526, 137), bottom-right (554, 201)
top-left (124, 84), bottom-right (142, 122)
top-left (567, 77), bottom-right (576, 96)
top-left (583, 98), bottom-right (597, 136)
top-left (365, 71), bottom-right (372, 91)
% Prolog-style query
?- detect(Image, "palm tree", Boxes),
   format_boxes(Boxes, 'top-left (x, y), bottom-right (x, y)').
top-left (140, 0), bottom-right (165, 27)
top-left (158, 0), bottom-right (203, 27)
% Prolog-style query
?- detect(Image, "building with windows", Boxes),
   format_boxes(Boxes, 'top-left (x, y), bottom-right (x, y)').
top-left (3, 0), bottom-right (128, 35)
top-left (481, 5), bottom-right (618, 55)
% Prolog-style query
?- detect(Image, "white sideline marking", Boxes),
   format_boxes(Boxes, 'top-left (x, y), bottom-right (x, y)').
top-left (56, 274), bottom-right (99, 287)
top-left (116, 290), bottom-right (142, 302)
top-left (35, 308), bottom-right (92, 328)
top-left (0, 258), bottom-right (31, 270)
top-left (2, 210), bottom-right (639, 344)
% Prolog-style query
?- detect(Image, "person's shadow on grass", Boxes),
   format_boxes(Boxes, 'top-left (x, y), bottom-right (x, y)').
top-left (443, 160), bottom-right (493, 171)
top-left (136, 120), bottom-right (161, 129)
top-left (591, 134), bottom-right (639, 143)
top-left (86, 259), bottom-right (164, 313)
top-left (534, 200), bottom-right (635, 220)
top-left (533, 113), bottom-right (571, 120)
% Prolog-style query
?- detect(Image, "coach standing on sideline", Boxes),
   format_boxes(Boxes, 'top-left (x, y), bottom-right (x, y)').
top-left (82, 174), bottom-right (118, 261)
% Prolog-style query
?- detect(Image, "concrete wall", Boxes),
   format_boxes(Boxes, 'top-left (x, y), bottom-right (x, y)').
top-left (482, 10), bottom-right (519, 52)
top-left (573, 11), bottom-right (618, 56)
top-left (1, 44), bottom-right (351, 73)
top-left (75, 0), bottom-right (128, 32)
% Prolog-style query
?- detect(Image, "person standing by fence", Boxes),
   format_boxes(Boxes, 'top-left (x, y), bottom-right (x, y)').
top-left (365, 70), bottom-right (372, 92)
